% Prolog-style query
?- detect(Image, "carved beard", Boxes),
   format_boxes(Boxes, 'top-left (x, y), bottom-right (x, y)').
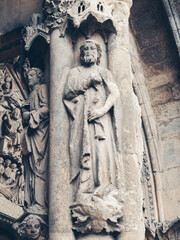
top-left (83, 55), bottom-right (96, 64)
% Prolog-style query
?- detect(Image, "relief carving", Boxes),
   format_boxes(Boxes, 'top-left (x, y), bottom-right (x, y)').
top-left (0, 68), bottom-right (24, 206)
top-left (22, 67), bottom-right (49, 215)
top-left (0, 64), bottom-right (49, 219)
top-left (64, 39), bottom-right (123, 233)
top-left (13, 214), bottom-right (48, 240)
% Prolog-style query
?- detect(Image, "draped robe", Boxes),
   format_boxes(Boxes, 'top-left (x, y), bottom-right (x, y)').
top-left (24, 84), bottom-right (49, 210)
top-left (64, 66), bottom-right (122, 199)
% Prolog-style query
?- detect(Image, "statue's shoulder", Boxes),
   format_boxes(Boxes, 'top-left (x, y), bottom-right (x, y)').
top-left (39, 84), bottom-right (47, 91)
top-left (69, 66), bottom-right (81, 74)
top-left (98, 66), bottom-right (111, 74)
top-left (98, 66), bottom-right (114, 81)
top-left (37, 84), bottom-right (48, 98)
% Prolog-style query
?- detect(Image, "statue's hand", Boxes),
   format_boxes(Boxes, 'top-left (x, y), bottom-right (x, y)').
top-left (89, 73), bottom-right (102, 86)
top-left (88, 108), bottom-right (105, 121)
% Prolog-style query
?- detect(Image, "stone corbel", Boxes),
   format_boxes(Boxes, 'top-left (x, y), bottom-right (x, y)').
top-left (13, 214), bottom-right (48, 240)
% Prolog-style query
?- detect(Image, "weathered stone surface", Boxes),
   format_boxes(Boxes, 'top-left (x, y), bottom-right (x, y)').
top-left (159, 118), bottom-right (180, 139)
top-left (0, 0), bottom-right (179, 239)
top-left (64, 39), bottom-right (123, 234)
top-left (154, 100), bottom-right (180, 122)
top-left (162, 138), bottom-right (180, 169)
top-left (162, 182), bottom-right (180, 221)
top-left (0, 197), bottom-right (24, 219)
top-left (13, 214), bottom-right (48, 240)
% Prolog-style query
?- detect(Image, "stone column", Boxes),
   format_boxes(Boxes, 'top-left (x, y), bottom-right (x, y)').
top-left (49, 27), bottom-right (75, 240)
top-left (108, 1), bottom-right (145, 239)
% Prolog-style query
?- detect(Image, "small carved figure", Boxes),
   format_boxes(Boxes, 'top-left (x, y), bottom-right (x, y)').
top-left (13, 214), bottom-right (47, 240)
top-left (10, 163), bottom-right (19, 182)
top-left (23, 67), bottom-right (49, 213)
top-left (3, 75), bottom-right (12, 94)
top-left (3, 159), bottom-right (12, 185)
top-left (64, 39), bottom-right (123, 233)
top-left (3, 108), bottom-right (23, 151)
top-left (2, 72), bottom-right (24, 108)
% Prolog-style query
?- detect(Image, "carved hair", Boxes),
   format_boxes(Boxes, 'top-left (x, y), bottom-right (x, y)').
top-left (80, 39), bottom-right (102, 65)
top-left (13, 214), bottom-right (47, 239)
top-left (29, 67), bottom-right (44, 83)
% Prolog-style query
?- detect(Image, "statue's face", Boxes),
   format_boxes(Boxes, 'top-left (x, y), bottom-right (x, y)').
top-left (11, 163), bottom-right (17, 170)
top-left (12, 108), bottom-right (21, 120)
top-left (82, 42), bottom-right (98, 64)
top-left (25, 218), bottom-right (41, 240)
top-left (28, 70), bottom-right (40, 87)
top-left (5, 160), bottom-right (11, 167)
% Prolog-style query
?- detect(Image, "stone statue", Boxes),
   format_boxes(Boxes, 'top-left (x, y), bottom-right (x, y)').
top-left (13, 214), bottom-right (47, 240)
top-left (3, 108), bottom-right (23, 153)
top-left (0, 72), bottom-right (25, 205)
top-left (64, 39), bottom-right (123, 233)
top-left (23, 67), bottom-right (49, 214)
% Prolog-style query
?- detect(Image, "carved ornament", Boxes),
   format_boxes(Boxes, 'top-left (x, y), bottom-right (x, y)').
top-left (23, 13), bottom-right (50, 51)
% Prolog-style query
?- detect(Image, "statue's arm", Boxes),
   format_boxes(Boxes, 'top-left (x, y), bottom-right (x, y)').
top-left (33, 85), bottom-right (49, 119)
top-left (102, 82), bottom-right (119, 113)
top-left (88, 71), bottom-right (120, 121)
top-left (28, 85), bottom-right (49, 129)
top-left (64, 69), bottom-right (92, 100)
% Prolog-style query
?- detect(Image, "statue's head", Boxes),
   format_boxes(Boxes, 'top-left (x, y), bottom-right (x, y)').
top-left (3, 75), bottom-right (12, 93)
top-left (14, 215), bottom-right (47, 240)
top-left (80, 39), bottom-right (102, 66)
top-left (27, 68), bottom-right (44, 88)
top-left (12, 107), bottom-right (21, 120)
top-left (5, 159), bottom-right (11, 167)
top-left (25, 216), bottom-right (41, 240)
top-left (11, 163), bottom-right (17, 170)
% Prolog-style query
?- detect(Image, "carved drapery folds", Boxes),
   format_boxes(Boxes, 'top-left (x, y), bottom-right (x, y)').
top-left (0, 63), bottom-right (49, 237)
top-left (18, 0), bottom-right (144, 239)
top-left (22, 67), bottom-right (49, 215)
top-left (64, 39), bottom-right (124, 234)
top-left (0, 65), bottom-right (25, 206)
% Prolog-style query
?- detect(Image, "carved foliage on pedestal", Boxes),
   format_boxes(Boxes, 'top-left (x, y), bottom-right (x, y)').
top-left (64, 39), bottom-right (123, 234)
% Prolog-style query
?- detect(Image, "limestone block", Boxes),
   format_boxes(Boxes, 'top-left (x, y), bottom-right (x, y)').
top-left (159, 118), bottom-right (180, 139)
top-left (162, 167), bottom-right (180, 221)
top-left (149, 85), bottom-right (173, 106)
top-left (162, 138), bottom-right (180, 169)
top-left (154, 100), bottom-right (180, 123)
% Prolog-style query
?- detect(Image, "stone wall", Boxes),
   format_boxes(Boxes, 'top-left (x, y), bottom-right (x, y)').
top-left (130, 0), bottom-right (180, 225)
top-left (0, 0), bottom-right (43, 35)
